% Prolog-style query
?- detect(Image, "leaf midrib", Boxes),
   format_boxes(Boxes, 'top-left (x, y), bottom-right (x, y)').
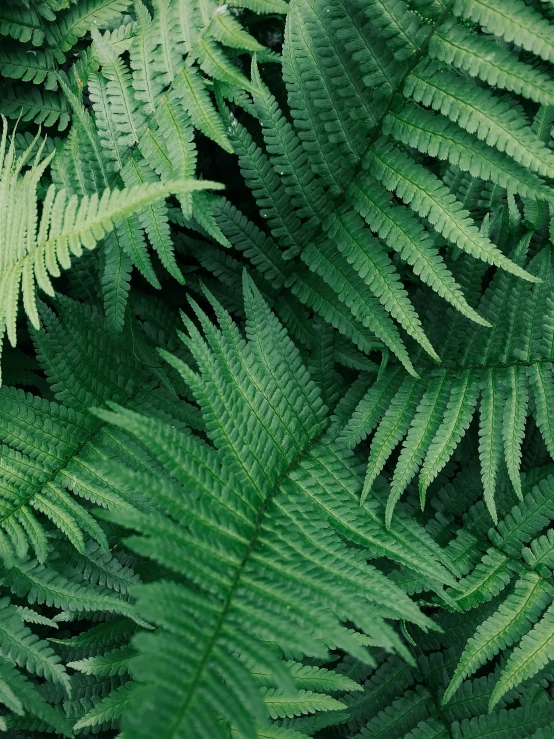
top-left (293, 1), bottom-right (456, 254)
top-left (164, 425), bottom-right (328, 737)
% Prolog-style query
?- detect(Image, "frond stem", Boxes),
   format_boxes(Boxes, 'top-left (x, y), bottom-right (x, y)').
top-left (165, 423), bottom-right (329, 737)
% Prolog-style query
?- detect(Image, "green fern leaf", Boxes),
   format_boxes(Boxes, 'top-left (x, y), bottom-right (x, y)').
top-left (444, 572), bottom-right (552, 704)
top-left (175, 63), bottom-right (233, 152)
top-left (92, 276), bottom-right (449, 737)
top-left (453, 0), bottom-right (554, 64)
top-left (0, 597), bottom-right (69, 691)
top-left (366, 138), bottom-right (540, 285)
top-left (73, 679), bottom-right (135, 730)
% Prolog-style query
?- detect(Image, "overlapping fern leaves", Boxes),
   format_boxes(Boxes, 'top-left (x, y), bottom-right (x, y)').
top-left (0, 295), bottom-right (172, 732)
top-left (95, 275), bottom-right (452, 737)
top-left (3, 0), bottom-right (554, 736)
top-left (341, 213), bottom-right (554, 526)
top-left (0, 279), bottom-right (448, 735)
top-left (0, 119), bottom-right (216, 367)
top-left (213, 0), bottom-right (554, 376)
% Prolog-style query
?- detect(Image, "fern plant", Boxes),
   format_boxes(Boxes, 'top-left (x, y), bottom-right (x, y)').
top-left (3, 0), bottom-right (554, 736)
top-left (95, 275), bottom-right (450, 737)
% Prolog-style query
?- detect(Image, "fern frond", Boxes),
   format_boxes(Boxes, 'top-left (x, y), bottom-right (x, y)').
top-left (121, 154), bottom-right (186, 284)
top-left (406, 60), bottom-right (554, 180)
top-left (0, 597), bottom-right (69, 691)
top-left (489, 473), bottom-right (554, 558)
top-left (262, 688), bottom-right (345, 719)
top-left (68, 644), bottom-right (135, 677)
top-left (91, 26), bottom-right (144, 145)
top-left (0, 3), bottom-right (45, 46)
top-left (93, 276), bottom-right (448, 737)
top-left (0, 46), bottom-right (58, 90)
top-left (48, 0), bottom-right (132, 54)
top-left (353, 685), bottom-right (433, 739)
top-left (366, 138), bottom-right (539, 285)
top-left (452, 0), bottom-right (554, 64)
top-left (0, 118), bottom-right (220, 356)
top-left (430, 18), bottom-right (554, 107)
top-left (177, 64), bottom-right (232, 152)
top-left (344, 235), bottom-right (554, 522)
top-left (0, 657), bottom-right (72, 736)
top-left (209, 7), bottom-right (265, 52)
top-left (0, 84), bottom-right (70, 130)
top-left (383, 102), bottom-right (554, 204)
top-left (444, 572), bottom-right (552, 704)
top-left (449, 548), bottom-right (513, 612)
top-left (4, 556), bottom-right (144, 626)
top-left (101, 229), bottom-right (132, 333)
top-left (0, 293), bottom-right (199, 564)
top-left (72, 679), bottom-right (134, 730)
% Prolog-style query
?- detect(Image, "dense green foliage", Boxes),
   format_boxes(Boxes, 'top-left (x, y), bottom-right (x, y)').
top-left (3, 0), bottom-right (554, 737)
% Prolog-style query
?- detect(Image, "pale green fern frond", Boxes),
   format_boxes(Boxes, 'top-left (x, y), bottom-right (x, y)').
top-left (0, 118), bottom-right (220, 369)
